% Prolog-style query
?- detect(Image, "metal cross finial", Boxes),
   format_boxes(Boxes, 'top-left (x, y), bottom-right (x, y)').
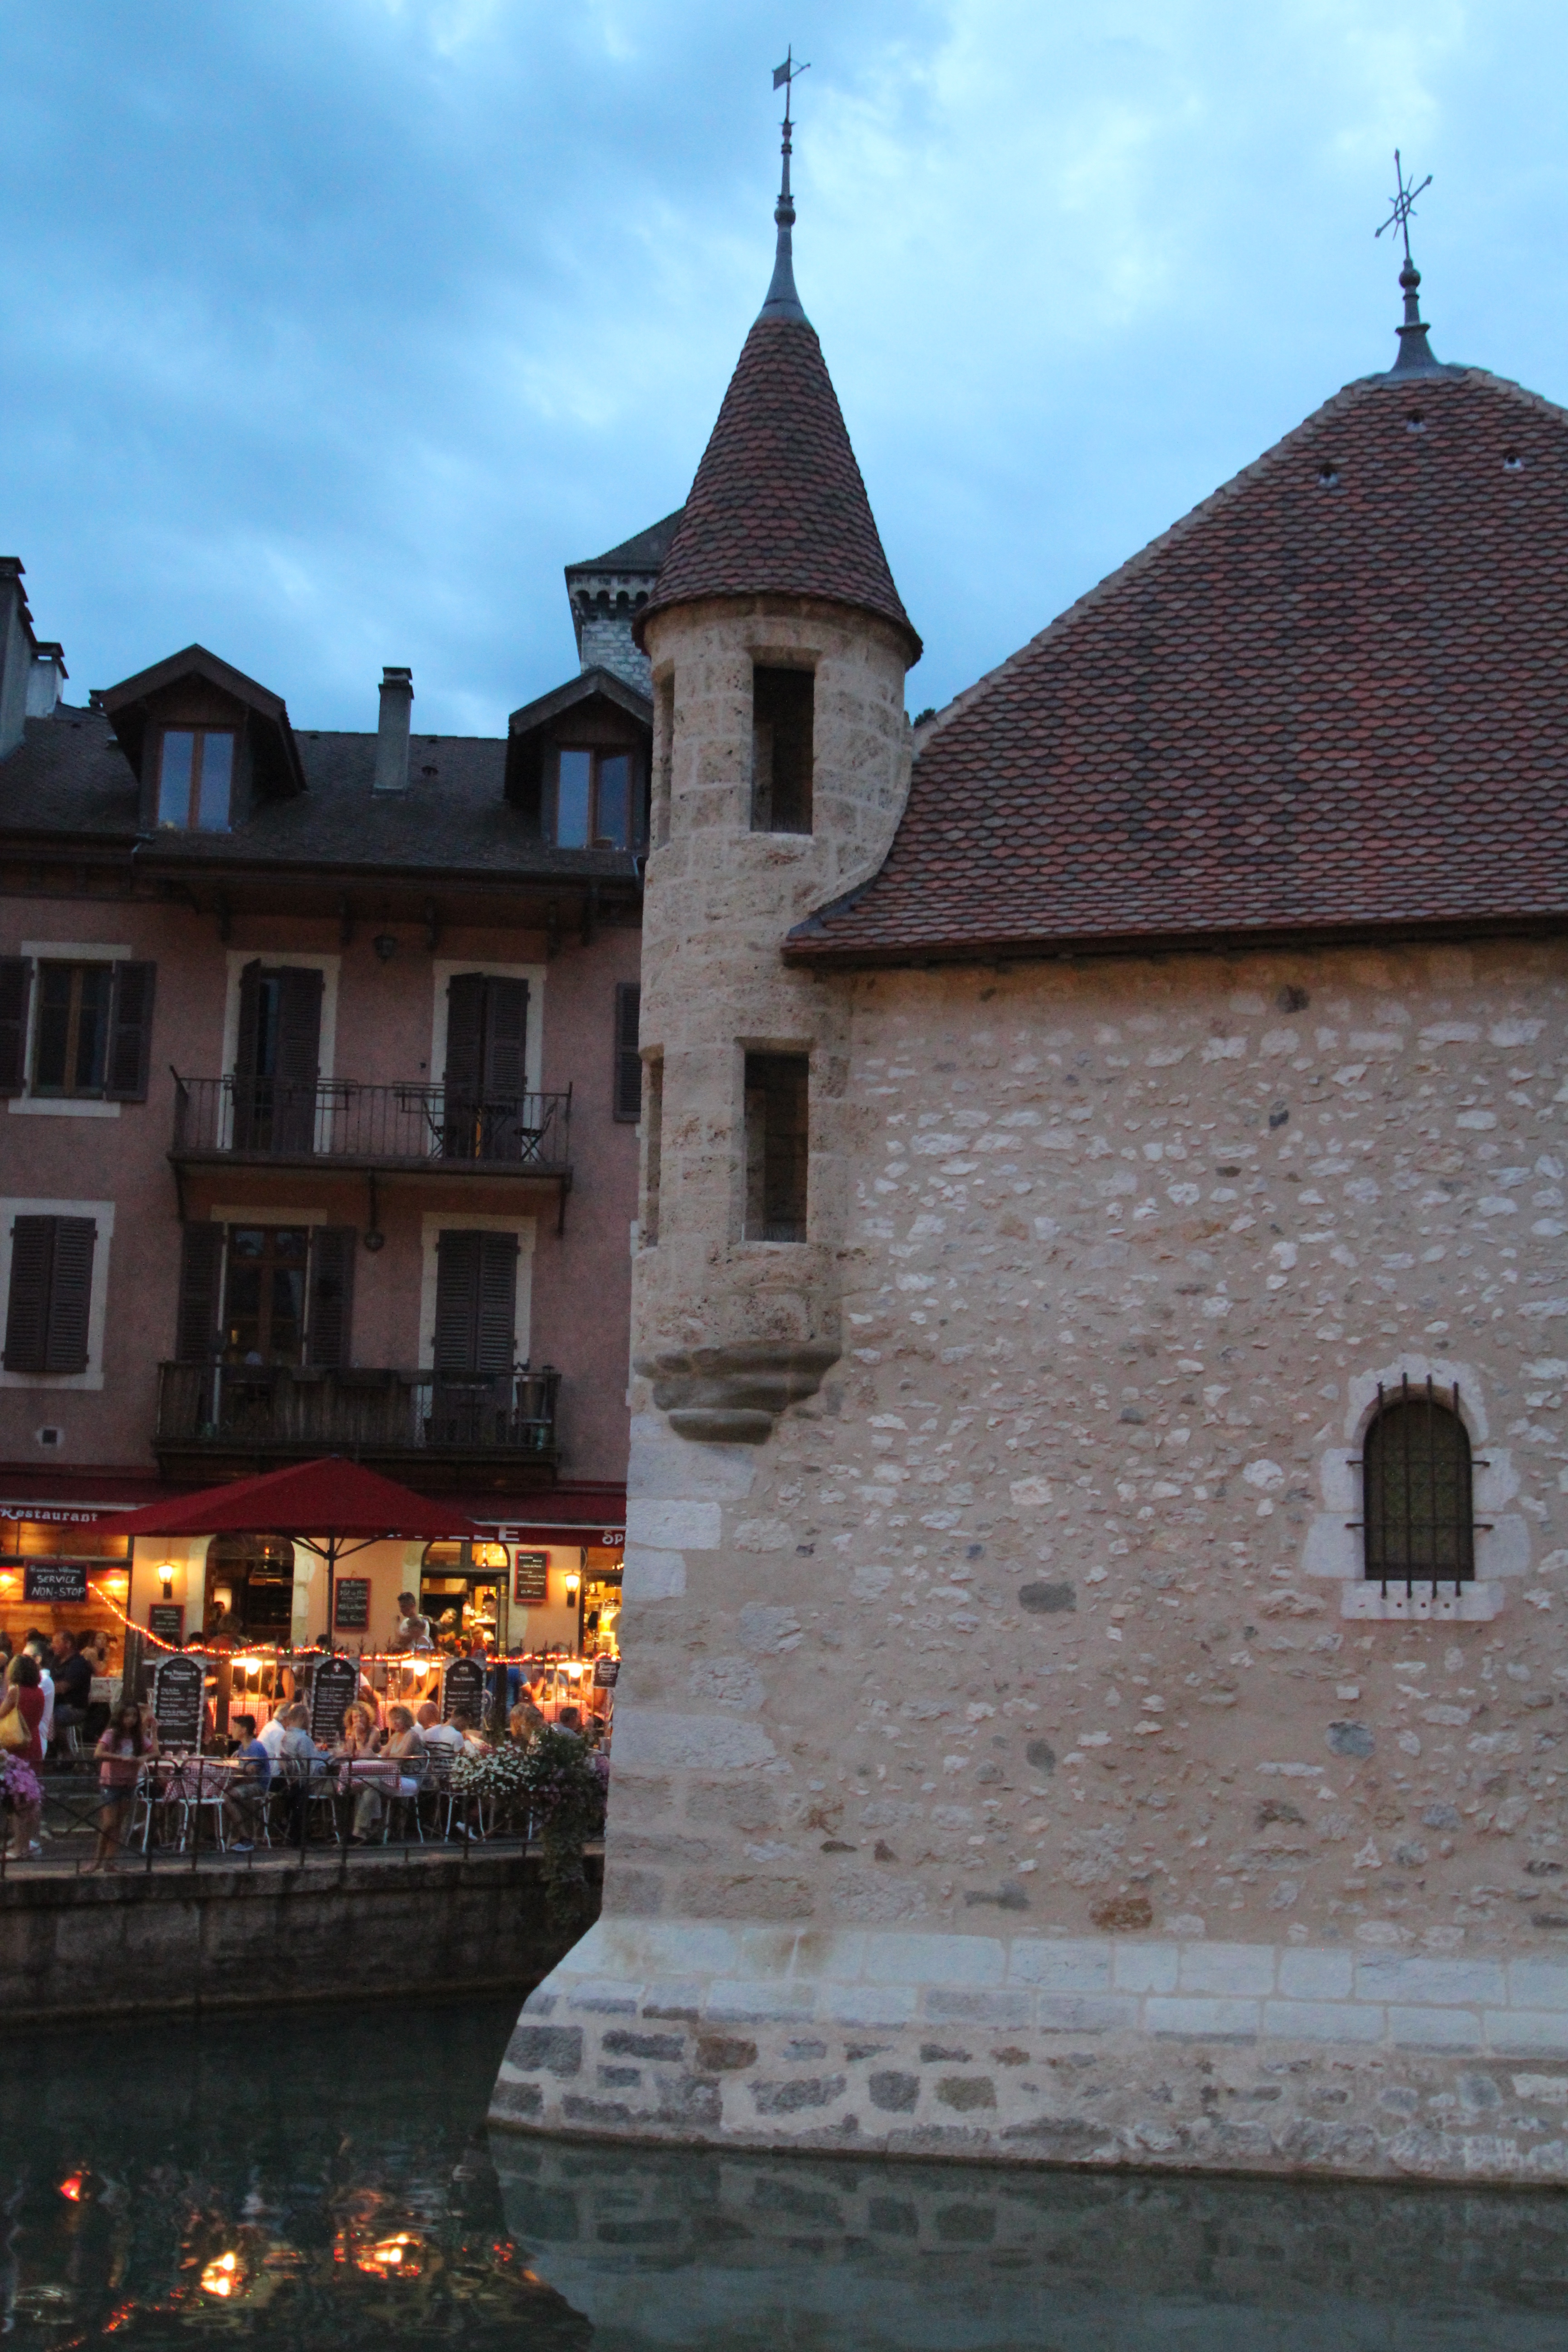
top-left (1375, 149), bottom-right (1432, 265)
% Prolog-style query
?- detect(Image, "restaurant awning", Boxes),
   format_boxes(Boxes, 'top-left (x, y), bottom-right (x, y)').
top-left (111, 1457), bottom-right (479, 1633)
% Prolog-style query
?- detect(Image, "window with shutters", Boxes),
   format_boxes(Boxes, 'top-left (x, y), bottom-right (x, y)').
top-left (751, 667), bottom-right (814, 834)
top-left (156, 727), bottom-right (235, 830)
top-left (0, 956), bottom-right (155, 1104)
top-left (1361, 1377), bottom-right (1475, 1585)
top-left (433, 1228), bottom-right (519, 1375)
top-left (3, 1214), bottom-right (98, 1376)
top-left (743, 1053), bottom-right (809, 1242)
top-left (613, 983), bottom-right (642, 1122)
top-left (231, 962), bottom-right (323, 1154)
top-left (442, 973), bottom-right (529, 1159)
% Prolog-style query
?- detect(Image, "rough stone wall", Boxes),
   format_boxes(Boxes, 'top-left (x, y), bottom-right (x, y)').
top-left (496, 935), bottom-right (1568, 2175)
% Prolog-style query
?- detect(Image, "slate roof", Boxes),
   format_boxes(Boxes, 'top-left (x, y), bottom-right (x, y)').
top-left (635, 314), bottom-right (921, 662)
top-left (787, 366), bottom-right (1568, 965)
top-left (0, 709), bottom-right (640, 883)
top-left (566, 512), bottom-right (685, 575)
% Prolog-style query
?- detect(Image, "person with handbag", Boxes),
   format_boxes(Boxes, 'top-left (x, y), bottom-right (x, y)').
top-left (0, 1654), bottom-right (46, 1857)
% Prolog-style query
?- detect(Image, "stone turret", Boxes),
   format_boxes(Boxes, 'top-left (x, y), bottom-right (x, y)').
top-left (630, 168), bottom-right (921, 1442)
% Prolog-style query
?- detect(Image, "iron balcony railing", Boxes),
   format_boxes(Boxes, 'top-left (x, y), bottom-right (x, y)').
top-left (169, 1075), bottom-right (572, 1174)
top-left (155, 1362), bottom-right (561, 1461)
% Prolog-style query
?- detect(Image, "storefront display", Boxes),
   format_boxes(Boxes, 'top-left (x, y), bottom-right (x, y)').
top-left (420, 1540), bottom-right (508, 1652)
top-left (0, 1508), bottom-right (132, 1669)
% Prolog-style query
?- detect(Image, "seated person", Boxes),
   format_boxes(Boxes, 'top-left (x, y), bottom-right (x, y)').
top-left (334, 1701), bottom-right (383, 1757)
top-left (555, 1705), bottom-right (585, 1739)
top-left (275, 1702), bottom-right (324, 1769)
top-left (351, 1705), bottom-right (424, 1841)
top-left (415, 1700), bottom-right (463, 1754)
top-left (49, 1630), bottom-right (94, 1752)
top-left (224, 1712), bottom-right (271, 1850)
top-left (508, 1697), bottom-right (546, 1742)
top-left (450, 1707), bottom-right (490, 1756)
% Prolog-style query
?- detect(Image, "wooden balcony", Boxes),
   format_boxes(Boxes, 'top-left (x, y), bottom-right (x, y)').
top-left (154, 1362), bottom-right (561, 1488)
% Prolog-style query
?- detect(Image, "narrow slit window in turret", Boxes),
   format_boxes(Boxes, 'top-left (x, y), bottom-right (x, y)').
top-left (744, 1052), bottom-right (808, 1241)
top-left (750, 667), bottom-right (813, 833)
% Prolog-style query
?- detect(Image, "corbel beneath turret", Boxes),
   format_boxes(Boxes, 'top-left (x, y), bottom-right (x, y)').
top-left (637, 1340), bottom-right (840, 1443)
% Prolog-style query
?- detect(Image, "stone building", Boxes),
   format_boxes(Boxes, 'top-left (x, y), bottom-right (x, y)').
top-left (493, 179), bottom-right (1568, 2180)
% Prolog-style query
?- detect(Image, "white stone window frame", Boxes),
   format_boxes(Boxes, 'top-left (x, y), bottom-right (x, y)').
top-left (7, 941), bottom-right (133, 1120)
top-left (0, 1196), bottom-right (116, 1391)
top-left (429, 961), bottom-right (546, 1106)
top-left (416, 1210), bottom-right (536, 1372)
top-left (217, 949), bottom-right (341, 1152)
top-left (1301, 1352), bottom-right (1529, 1622)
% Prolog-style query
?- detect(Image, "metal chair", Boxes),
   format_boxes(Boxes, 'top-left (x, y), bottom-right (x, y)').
top-left (172, 1759), bottom-right (227, 1853)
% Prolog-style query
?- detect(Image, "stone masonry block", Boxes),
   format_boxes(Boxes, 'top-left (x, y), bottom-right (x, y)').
top-left (1007, 1938), bottom-right (1113, 1993)
top-left (861, 1932), bottom-right (1005, 1989)
top-left (822, 1983), bottom-right (917, 2027)
top-left (1111, 1942), bottom-right (1179, 1995)
top-left (1357, 1956), bottom-right (1508, 2008)
top-left (626, 1498), bottom-right (723, 1550)
top-left (1278, 1948), bottom-right (1356, 2003)
top-left (505, 2027), bottom-right (583, 2077)
top-left (707, 1979), bottom-right (819, 2023)
top-left (868, 2069), bottom-right (920, 2113)
top-left (601, 2030), bottom-right (686, 2060)
top-left (1509, 1960), bottom-right (1568, 2012)
top-left (1146, 1998), bottom-right (1262, 2041)
top-left (921, 1989), bottom-right (1035, 2028)
top-left (1387, 2006), bottom-right (1483, 2050)
top-left (1037, 1994), bottom-right (1138, 2035)
top-left (1178, 1943), bottom-right (1277, 1997)
top-left (1261, 1999), bottom-right (1386, 2045)
top-left (788, 1930), bottom-right (868, 1982)
top-left (1483, 2009), bottom-right (1568, 2057)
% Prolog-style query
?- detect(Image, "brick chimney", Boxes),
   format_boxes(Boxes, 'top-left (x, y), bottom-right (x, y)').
top-left (374, 666), bottom-right (413, 793)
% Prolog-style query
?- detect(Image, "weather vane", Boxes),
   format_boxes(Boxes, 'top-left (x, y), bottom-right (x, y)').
top-left (773, 46), bottom-right (810, 129)
top-left (1375, 150), bottom-right (1432, 265)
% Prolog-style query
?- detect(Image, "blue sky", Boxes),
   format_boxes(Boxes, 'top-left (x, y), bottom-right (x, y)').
top-left (1, 1), bottom-right (1563, 734)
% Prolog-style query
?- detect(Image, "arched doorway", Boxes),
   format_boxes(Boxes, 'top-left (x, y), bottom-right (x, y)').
top-left (204, 1533), bottom-right (296, 1641)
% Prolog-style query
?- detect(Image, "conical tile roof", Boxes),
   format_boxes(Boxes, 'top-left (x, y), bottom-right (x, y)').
top-left (635, 311), bottom-right (920, 663)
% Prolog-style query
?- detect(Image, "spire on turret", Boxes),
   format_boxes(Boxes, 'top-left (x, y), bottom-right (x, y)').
top-left (759, 49), bottom-right (810, 323)
top-left (1376, 149), bottom-right (1443, 375)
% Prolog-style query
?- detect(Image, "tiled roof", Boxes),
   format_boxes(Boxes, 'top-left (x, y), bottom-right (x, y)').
top-left (635, 315), bottom-right (921, 662)
top-left (787, 367), bottom-right (1568, 965)
top-left (567, 511), bottom-right (685, 575)
top-left (0, 709), bottom-right (639, 883)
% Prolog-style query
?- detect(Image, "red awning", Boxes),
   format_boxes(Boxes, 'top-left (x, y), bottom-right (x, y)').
top-left (110, 1457), bottom-right (479, 1544)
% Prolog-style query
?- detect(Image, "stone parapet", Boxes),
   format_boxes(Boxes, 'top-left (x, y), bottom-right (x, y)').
top-left (490, 1916), bottom-right (1568, 2179)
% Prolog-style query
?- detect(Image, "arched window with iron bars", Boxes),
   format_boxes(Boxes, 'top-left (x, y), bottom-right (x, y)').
top-left (1359, 1376), bottom-right (1476, 1587)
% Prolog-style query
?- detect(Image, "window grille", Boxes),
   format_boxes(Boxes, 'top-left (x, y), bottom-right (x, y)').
top-left (1361, 1375), bottom-right (1475, 1585)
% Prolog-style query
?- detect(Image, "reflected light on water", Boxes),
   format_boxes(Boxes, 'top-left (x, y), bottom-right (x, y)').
top-left (198, 2251), bottom-right (241, 2298)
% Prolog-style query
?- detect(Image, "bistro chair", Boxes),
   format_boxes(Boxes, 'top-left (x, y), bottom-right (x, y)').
top-left (171, 1758), bottom-right (227, 1854)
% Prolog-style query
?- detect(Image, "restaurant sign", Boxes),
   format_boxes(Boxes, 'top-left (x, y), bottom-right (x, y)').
top-left (593, 1656), bottom-right (620, 1687)
top-left (441, 1658), bottom-right (487, 1722)
top-left (309, 1658), bottom-right (359, 1748)
top-left (23, 1561), bottom-right (88, 1603)
top-left (152, 1654), bottom-right (206, 1752)
top-left (333, 1577), bottom-right (371, 1630)
top-left (148, 1603), bottom-right (185, 1647)
top-left (512, 1551), bottom-right (549, 1605)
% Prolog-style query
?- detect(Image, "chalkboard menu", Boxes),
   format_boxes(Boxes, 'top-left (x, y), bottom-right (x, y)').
top-left (512, 1551), bottom-right (548, 1605)
top-left (148, 1604), bottom-right (185, 1647)
top-left (152, 1653), bottom-right (206, 1751)
top-left (441, 1657), bottom-right (487, 1723)
top-left (309, 1656), bottom-right (359, 1747)
top-left (24, 1561), bottom-right (88, 1603)
top-left (593, 1656), bottom-right (620, 1688)
top-left (333, 1577), bottom-right (371, 1630)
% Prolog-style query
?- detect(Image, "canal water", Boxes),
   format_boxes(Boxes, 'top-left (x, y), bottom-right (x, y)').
top-left (3, 1999), bottom-right (1567, 2347)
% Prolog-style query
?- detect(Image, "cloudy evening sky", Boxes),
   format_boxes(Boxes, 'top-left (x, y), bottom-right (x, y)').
top-left (1, 0), bottom-right (1562, 734)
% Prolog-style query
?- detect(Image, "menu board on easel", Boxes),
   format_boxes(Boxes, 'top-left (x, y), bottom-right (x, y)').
top-left (441, 1658), bottom-right (486, 1722)
top-left (152, 1653), bottom-right (206, 1752)
top-left (309, 1656), bottom-right (359, 1747)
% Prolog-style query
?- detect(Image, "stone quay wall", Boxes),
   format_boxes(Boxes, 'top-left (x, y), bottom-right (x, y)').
top-left (494, 935), bottom-right (1568, 2177)
top-left (2, 1852), bottom-right (591, 2025)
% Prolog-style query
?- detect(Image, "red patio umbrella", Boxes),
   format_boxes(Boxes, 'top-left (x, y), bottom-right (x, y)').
top-left (112, 1458), bottom-right (478, 1642)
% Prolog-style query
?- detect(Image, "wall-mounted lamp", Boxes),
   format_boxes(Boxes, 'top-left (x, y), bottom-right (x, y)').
top-left (363, 1230), bottom-right (385, 1253)
top-left (373, 934), bottom-right (398, 962)
top-left (158, 1562), bottom-right (176, 1600)
top-left (564, 1570), bottom-right (581, 1602)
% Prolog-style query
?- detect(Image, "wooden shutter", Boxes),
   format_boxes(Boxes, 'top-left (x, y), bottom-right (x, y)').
top-left (4, 1215), bottom-right (96, 1375)
top-left (433, 1228), bottom-right (517, 1373)
top-left (45, 1219), bottom-right (96, 1373)
top-left (307, 1226), bottom-right (357, 1368)
top-left (232, 960), bottom-right (264, 1148)
top-left (176, 1223), bottom-right (225, 1362)
top-left (4, 1216), bottom-right (54, 1372)
top-left (433, 1229), bottom-right (481, 1372)
top-left (482, 978), bottom-right (529, 1102)
top-left (104, 961), bottom-right (156, 1101)
top-left (445, 975), bottom-right (486, 1097)
top-left (272, 966), bottom-right (323, 1153)
top-left (0, 956), bottom-right (32, 1096)
top-left (475, 1231), bottom-right (519, 1372)
top-left (614, 982), bottom-right (641, 1121)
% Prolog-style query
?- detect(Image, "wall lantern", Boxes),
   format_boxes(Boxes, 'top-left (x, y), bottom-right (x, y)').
top-left (564, 1569), bottom-right (581, 1602)
top-left (158, 1562), bottom-right (176, 1600)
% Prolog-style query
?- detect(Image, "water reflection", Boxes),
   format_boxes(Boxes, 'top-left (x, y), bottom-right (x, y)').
top-left (4, 2002), bottom-right (1567, 2348)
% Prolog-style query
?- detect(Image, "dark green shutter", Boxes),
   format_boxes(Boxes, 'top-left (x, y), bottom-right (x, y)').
top-left (475, 1232), bottom-right (519, 1372)
top-left (0, 957), bottom-right (32, 1096)
top-left (105, 961), bottom-right (156, 1101)
top-left (176, 1223), bottom-right (225, 1362)
top-left (4, 1215), bottom-right (96, 1375)
top-left (614, 982), bottom-right (641, 1121)
top-left (46, 1220), bottom-right (96, 1373)
top-left (272, 967), bottom-right (323, 1153)
top-left (232, 960), bottom-right (264, 1147)
top-left (307, 1227), bottom-right (357, 1368)
top-left (483, 978), bottom-right (529, 1102)
top-left (433, 1228), bottom-right (517, 1373)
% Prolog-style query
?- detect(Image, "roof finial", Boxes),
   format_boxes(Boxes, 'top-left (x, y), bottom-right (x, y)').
top-left (1376, 149), bottom-right (1442, 374)
top-left (759, 49), bottom-right (811, 323)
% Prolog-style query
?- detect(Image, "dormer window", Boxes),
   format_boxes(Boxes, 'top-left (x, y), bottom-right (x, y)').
top-left (552, 747), bottom-right (632, 850)
top-left (157, 727), bottom-right (235, 830)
